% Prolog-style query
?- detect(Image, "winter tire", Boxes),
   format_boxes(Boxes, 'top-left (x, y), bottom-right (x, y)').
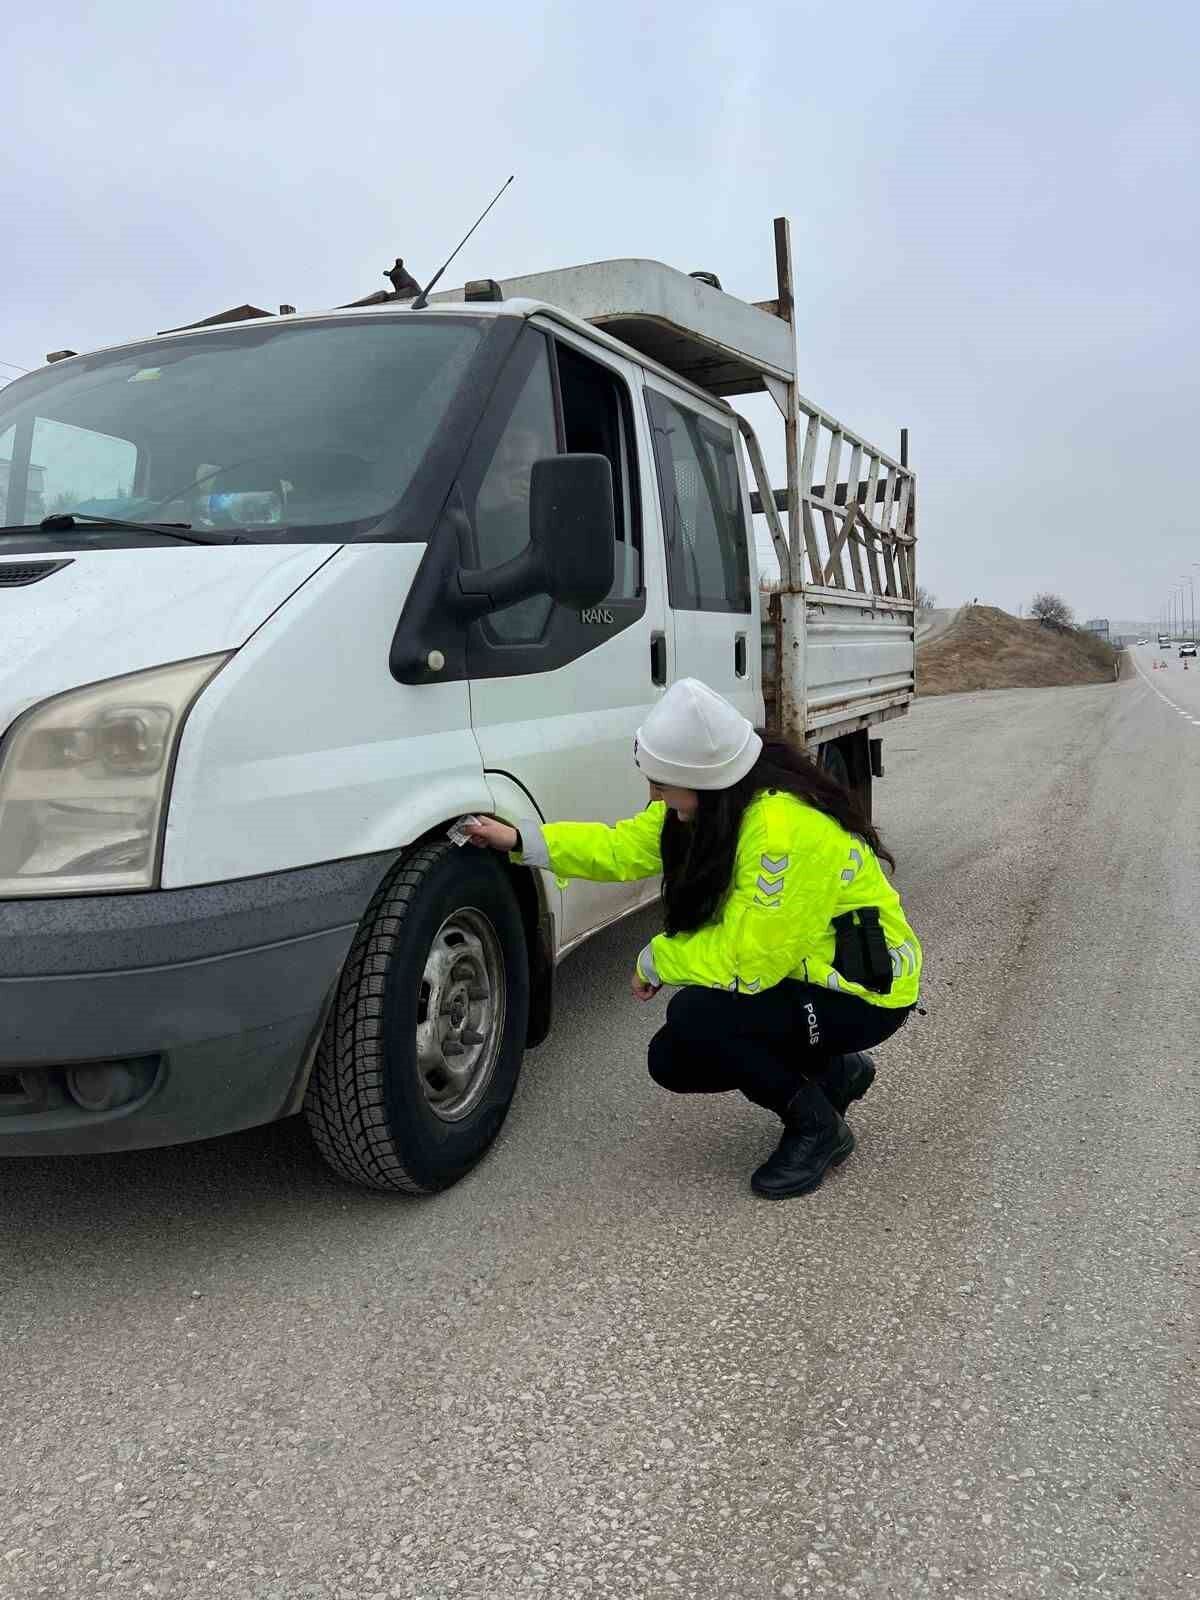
top-left (304, 843), bottom-right (530, 1193)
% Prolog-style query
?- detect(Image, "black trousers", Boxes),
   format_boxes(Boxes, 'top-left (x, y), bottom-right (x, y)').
top-left (647, 981), bottom-right (912, 1116)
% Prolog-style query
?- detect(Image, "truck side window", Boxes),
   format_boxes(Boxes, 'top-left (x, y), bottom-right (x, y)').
top-left (555, 342), bottom-right (642, 602)
top-left (470, 338), bottom-right (559, 644)
top-left (646, 390), bottom-right (751, 614)
top-left (453, 326), bottom-right (648, 681)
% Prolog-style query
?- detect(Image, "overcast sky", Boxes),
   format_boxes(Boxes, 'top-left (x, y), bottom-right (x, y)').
top-left (4, 0), bottom-right (1197, 624)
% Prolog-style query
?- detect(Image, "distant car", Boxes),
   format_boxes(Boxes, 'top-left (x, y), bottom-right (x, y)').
top-left (1137, 638), bottom-right (1149, 646)
top-left (1180, 643), bottom-right (1197, 658)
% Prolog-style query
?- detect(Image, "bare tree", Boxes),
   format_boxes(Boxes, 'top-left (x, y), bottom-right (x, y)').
top-left (1030, 592), bottom-right (1074, 629)
top-left (915, 585), bottom-right (937, 613)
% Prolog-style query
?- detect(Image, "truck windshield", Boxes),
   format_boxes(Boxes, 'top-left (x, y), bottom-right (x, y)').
top-left (0, 316), bottom-right (484, 540)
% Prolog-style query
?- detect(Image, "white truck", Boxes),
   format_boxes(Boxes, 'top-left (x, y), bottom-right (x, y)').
top-left (0, 217), bottom-right (917, 1191)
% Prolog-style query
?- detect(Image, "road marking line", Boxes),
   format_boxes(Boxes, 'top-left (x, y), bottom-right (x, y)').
top-left (1128, 652), bottom-right (1200, 730)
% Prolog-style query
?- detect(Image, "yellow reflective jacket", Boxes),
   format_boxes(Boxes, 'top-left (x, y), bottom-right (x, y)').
top-left (515, 790), bottom-right (921, 1009)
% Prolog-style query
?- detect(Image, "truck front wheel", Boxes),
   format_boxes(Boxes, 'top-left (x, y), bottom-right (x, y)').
top-left (304, 843), bottom-right (530, 1193)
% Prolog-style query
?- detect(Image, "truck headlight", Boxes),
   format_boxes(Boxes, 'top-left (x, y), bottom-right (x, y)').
top-left (0, 655), bottom-right (230, 896)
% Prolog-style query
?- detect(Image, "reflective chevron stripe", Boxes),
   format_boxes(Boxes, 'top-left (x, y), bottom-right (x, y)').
top-left (756, 851), bottom-right (788, 908)
top-left (841, 847), bottom-right (865, 884)
top-left (889, 941), bottom-right (918, 977)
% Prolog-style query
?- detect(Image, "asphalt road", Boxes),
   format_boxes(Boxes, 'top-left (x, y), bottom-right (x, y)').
top-left (3, 667), bottom-right (1197, 1600)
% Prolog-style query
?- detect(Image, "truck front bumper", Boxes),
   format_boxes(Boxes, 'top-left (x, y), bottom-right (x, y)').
top-left (0, 853), bottom-right (396, 1156)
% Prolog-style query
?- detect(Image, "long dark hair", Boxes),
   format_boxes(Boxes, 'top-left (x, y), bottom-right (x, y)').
top-left (660, 736), bottom-right (895, 936)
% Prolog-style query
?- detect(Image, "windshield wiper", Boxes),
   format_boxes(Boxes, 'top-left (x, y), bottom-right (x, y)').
top-left (31, 512), bottom-right (241, 546)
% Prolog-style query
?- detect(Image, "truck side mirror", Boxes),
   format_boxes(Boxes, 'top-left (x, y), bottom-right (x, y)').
top-left (528, 454), bottom-right (615, 609)
top-left (457, 454), bottom-right (615, 614)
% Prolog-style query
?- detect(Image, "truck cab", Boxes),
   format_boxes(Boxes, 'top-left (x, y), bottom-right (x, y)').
top-left (0, 222), bottom-right (917, 1191)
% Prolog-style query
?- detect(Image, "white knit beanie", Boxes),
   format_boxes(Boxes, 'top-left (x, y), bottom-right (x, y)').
top-left (634, 678), bottom-right (763, 791)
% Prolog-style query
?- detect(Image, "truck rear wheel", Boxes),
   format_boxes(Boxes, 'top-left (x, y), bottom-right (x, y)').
top-left (820, 735), bottom-right (873, 821)
top-left (304, 843), bottom-right (530, 1193)
top-left (819, 739), bottom-right (852, 791)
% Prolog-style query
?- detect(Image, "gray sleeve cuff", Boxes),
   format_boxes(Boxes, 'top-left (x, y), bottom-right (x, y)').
top-left (513, 821), bottom-right (551, 871)
top-left (636, 942), bottom-right (661, 987)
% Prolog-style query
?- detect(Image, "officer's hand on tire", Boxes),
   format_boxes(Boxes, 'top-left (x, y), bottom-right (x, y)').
top-left (463, 817), bottom-right (519, 852)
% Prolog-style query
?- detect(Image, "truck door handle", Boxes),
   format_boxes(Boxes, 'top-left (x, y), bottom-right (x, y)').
top-left (734, 633), bottom-right (747, 678)
top-left (650, 631), bottom-right (667, 686)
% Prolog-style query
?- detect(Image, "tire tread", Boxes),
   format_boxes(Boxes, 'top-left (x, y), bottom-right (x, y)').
top-left (304, 845), bottom-right (452, 1194)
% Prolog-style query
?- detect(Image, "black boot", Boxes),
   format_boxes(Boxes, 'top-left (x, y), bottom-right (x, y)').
top-left (813, 1052), bottom-right (877, 1118)
top-left (750, 1078), bottom-right (856, 1200)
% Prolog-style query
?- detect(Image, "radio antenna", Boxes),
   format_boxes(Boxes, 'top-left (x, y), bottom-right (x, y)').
top-left (410, 175), bottom-right (515, 310)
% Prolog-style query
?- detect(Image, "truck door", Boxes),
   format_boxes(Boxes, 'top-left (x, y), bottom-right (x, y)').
top-left (641, 381), bottom-right (760, 726)
top-left (465, 324), bottom-right (668, 946)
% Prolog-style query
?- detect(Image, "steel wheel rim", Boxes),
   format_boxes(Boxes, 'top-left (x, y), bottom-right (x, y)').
top-left (415, 907), bottom-right (506, 1123)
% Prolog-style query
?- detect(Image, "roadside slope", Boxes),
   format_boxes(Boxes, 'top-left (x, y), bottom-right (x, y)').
top-left (918, 604), bottom-right (1118, 695)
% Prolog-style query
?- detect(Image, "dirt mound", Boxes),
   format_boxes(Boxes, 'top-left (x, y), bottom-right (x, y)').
top-left (917, 606), bottom-right (1119, 696)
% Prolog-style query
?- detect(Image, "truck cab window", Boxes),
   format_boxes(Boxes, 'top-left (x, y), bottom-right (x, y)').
top-left (646, 390), bottom-right (751, 614)
top-left (469, 337), bottom-right (559, 644)
top-left (555, 342), bottom-right (642, 603)
top-left (442, 327), bottom-right (649, 682)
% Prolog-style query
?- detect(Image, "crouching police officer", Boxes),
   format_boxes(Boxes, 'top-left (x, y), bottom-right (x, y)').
top-left (467, 678), bottom-right (921, 1199)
